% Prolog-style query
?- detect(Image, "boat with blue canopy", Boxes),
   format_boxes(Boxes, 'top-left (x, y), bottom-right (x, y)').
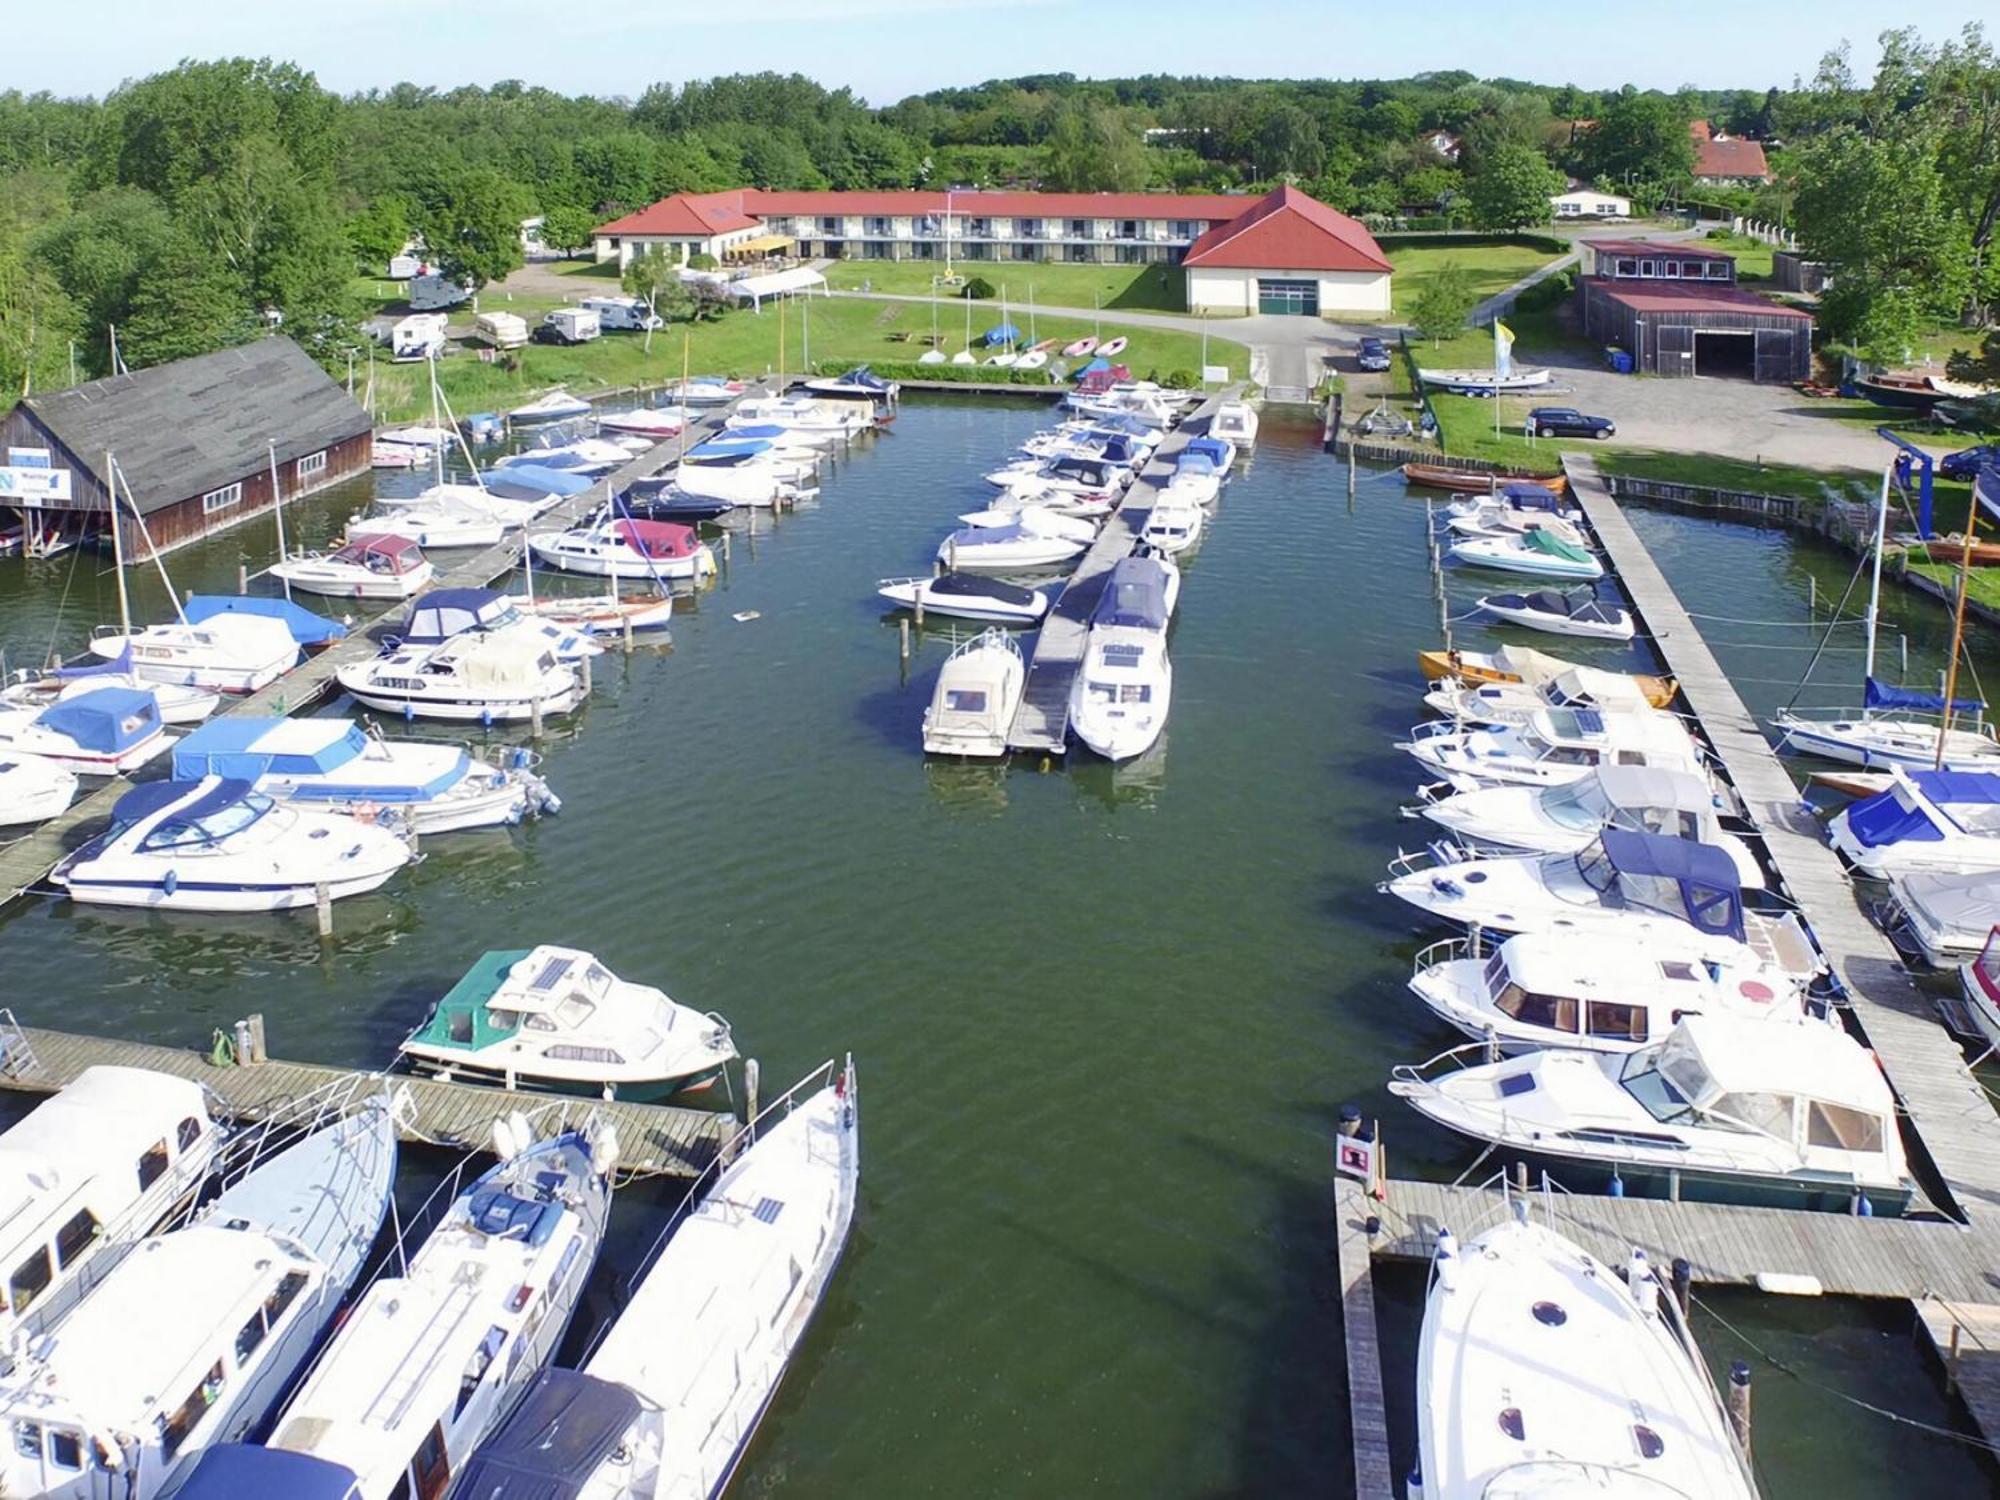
top-left (397, 586), bottom-right (602, 664)
top-left (1179, 434), bottom-right (1236, 475)
top-left (1776, 676), bottom-right (2000, 771)
top-left (0, 642), bottom-right (220, 724)
top-left (170, 1446), bottom-right (364, 1500)
top-left (0, 684), bottom-right (170, 775)
top-left (1829, 766), bottom-right (2000, 877)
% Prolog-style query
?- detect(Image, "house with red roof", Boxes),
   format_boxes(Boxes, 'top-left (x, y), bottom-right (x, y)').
top-left (1689, 121), bottom-right (1774, 186)
top-left (592, 182), bottom-right (1392, 317)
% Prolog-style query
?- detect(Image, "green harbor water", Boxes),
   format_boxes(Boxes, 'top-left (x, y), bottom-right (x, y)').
top-left (0, 398), bottom-right (1993, 1495)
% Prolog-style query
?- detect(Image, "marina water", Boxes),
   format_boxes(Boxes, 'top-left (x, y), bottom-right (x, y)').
top-left (0, 398), bottom-right (1989, 1494)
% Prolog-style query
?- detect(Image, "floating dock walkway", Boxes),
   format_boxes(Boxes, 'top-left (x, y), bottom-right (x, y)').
top-left (1333, 451), bottom-right (2000, 1497)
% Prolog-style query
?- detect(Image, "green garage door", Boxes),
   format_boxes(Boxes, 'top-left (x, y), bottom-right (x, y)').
top-left (1257, 278), bottom-right (1319, 316)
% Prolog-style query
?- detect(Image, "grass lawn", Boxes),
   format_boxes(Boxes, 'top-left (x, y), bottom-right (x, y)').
top-left (1596, 449), bottom-right (1879, 506)
top-left (1387, 242), bottom-right (1567, 318)
top-left (1403, 307), bottom-right (1591, 471)
top-left (820, 259), bottom-right (1185, 314)
top-left (1695, 231), bottom-right (1776, 282)
top-left (366, 296), bottom-right (1244, 422)
top-left (1907, 558), bottom-right (2000, 613)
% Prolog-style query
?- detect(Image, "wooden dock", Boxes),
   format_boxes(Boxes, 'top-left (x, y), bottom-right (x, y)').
top-left (3, 1023), bottom-right (729, 1177)
top-left (1335, 1179), bottom-right (1398, 1500)
top-left (1004, 387), bottom-right (1237, 752)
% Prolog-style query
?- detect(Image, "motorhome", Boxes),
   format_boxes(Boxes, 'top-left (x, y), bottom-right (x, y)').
top-left (409, 273), bottom-right (471, 312)
top-left (390, 314), bottom-right (450, 362)
top-left (579, 295), bottom-right (663, 333)
top-left (539, 307), bottom-right (601, 345)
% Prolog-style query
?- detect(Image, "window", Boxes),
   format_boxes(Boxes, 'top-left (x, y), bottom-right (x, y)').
top-left (178, 1115), bottom-right (204, 1153)
top-left (159, 1361), bottom-right (225, 1460)
top-left (1807, 1101), bottom-right (1885, 1153)
top-left (1585, 1001), bottom-right (1647, 1042)
top-left (235, 1311), bottom-right (267, 1364)
top-left (414, 1425), bottom-right (450, 1493)
top-left (544, 1044), bottom-right (625, 1065)
top-left (48, 1430), bottom-right (81, 1471)
top-left (15, 1421), bottom-right (41, 1460)
top-left (1658, 260), bottom-right (1680, 278)
top-left (1170, 219), bottom-right (1196, 240)
top-left (137, 1140), bottom-right (170, 1189)
top-left (1494, 985), bottom-right (1578, 1033)
top-left (264, 1270), bottom-right (308, 1329)
top-left (1615, 258), bottom-right (1639, 278)
top-left (1705, 261), bottom-right (1731, 280)
top-left (1020, 218), bottom-right (1043, 238)
top-left (1710, 1091), bottom-right (1796, 1139)
top-left (1119, 219), bottom-right (1138, 238)
top-left (1067, 218), bottom-right (1088, 237)
top-left (54, 1209), bottom-right (100, 1268)
top-left (1639, 259), bottom-right (1657, 277)
top-left (457, 1328), bottom-right (506, 1419)
top-left (201, 482), bottom-right (243, 516)
top-left (944, 690), bottom-right (989, 712)
top-left (295, 450), bottom-right (328, 480)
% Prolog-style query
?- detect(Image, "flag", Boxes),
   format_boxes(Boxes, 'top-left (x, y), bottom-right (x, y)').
top-left (1494, 320), bottom-right (1515, 380)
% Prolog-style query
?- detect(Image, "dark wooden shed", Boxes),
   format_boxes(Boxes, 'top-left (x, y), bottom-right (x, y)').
top-left (1580, 280), bottom-right (1813, 381)
top-left (0, 338), bottom-right (373, 561)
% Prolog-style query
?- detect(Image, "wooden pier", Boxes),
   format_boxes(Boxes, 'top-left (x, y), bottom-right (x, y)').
top-left (1004, 387), bottom-right (1238, 753)
top-left (2, 1023), bottom-right (730, 1177)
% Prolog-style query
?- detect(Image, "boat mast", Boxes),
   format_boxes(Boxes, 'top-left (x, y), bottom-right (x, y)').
top-left (428, 348), bottom-right (445, 489)
top-left (113, 456), bottom-right (189, 626)
top-left (1936, 480), bottom-right (1982, 768)
top-left (1864, 460), bottom-right (1890, 688)
top-left (267, 440), bottom-right (291, 599)
top-left (104, 449), bottom-right (131, 636)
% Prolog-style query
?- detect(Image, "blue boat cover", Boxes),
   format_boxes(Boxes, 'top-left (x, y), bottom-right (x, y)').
top-left (946, 522), bottom-right (1027, 545)
top-left (450, 1370), bottom-right (642, 1500)
top-left (37, 687), bottom-right (160, 752)
top-left (1912, 771), bottom-right (2000, 805)
top-left (711, 424), bottom-right (787, 442)
top-left (112, 776), bottom-right (255, 827)
top-left (406, 588), bottom-right (507, 643)
top-left (486, 464), bottom-right (594, 497)
top-left (1865, 676), bottom-right (1984, 715)
top-left (687, 438), bottom-right (768, 461)
top-left (1176, 452), bottom-right (1219, 479)
top-left (171, 717), bottom-right (466, 802)
top-left (820, 365), bottom-right (893, 393)
top-left (1094, 558), bottom-right (1170, 630)
top-left (173, 1445), bottom-right (363, 1500)
top-left (184, 594), bottom-right (347, 645)
top-left (1498, 484), bottom-right (1563, 510)
top-left (1075, 357), bottom-right (1111, 378)
top-left (1843, 786), bottom-right (1943, 848)
top-left (1598, 828), bottom-right (1744, 940)
top-left (1182, 436), bottom-right (1231, 468)
top-left (983, 323), bottom-right (1022, 346)
top-left (54, 643), bottom-right (135, 681)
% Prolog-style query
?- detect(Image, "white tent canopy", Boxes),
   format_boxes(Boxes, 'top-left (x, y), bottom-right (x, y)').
top-left (710, 266), bottom-right (829, 310)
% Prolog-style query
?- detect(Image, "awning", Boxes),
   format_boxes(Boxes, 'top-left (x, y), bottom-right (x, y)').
top-left (725, 266), bottom-right (828, 308)
top-left (728, 233), bottom-right (796, 258)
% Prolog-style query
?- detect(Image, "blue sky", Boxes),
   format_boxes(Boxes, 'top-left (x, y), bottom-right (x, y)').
top-left (12, 0), bottom-right (1991, 101)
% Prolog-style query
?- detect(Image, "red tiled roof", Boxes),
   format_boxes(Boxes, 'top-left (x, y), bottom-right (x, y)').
top-left (732, 188), bottom-right (1252, 221)
top-left (1180, 185), bottom-right (1391, 273)
top-left (1596, 282), bottom-right (1810, 319)
top-left (596, 191), bottom-right (761, 238)
top-left (1692, 135), bottom-right (1771, 180)
top-left (1690, 119), bottom-right (1714, 143)
top-left (1588, 239), bottom-right (1733, 261)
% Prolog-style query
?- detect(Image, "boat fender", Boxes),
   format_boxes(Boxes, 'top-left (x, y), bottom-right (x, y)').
top-left (402, 700), bottom-right (415, 722)
top-left (1432, 1227), bottom-right (1457, 1292)
top-left (1628, 1249), bottom-right (1654, 1315)
top-left (162, 868), bottom-right (178, 896)
top-left (481, 708), bottom-right (494, 728)
top-left (591, 1121), bottom-right (621, 1180)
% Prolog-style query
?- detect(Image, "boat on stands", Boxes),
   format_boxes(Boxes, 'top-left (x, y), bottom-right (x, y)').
top-left (1827, 768), bottom-right (2000, 878)
top-left (3, 648), bottom-right (219, 724)
top-left (1416, 367), bottom-right (1555, 395)
top-left (1403, 708), bottom-right (1706, 792)
top-left (923, 629), bottom-right (1025, 758)
top-left (0, 1096), bottom-right (399, 1500)
top-left (1403, 463), bottom-right (1567, 496)
top-left (1414, 1213), bottom-right (1760, 1500)
top-left (89, 611), bottom-right (300, 694)
top-left (527, 518), bottom-right (719, 582)
top-left (270, 533), bottom-right (435, 601)
top-left (1415, 644), bottom-right (1673, 706)
top-left (172, 716), bottom-right (559, 834)
top-left (1477, 586), bottom-right (1635, 640)
top-left (1070, 559), bottom-right (1174, 762)
top-left (876, 573), bottom-right (1051, 625)
top-left (509, 389), bottom-right (593, 423)
top-left (1391, 1012), bottom-right (1912, 1212)
top-left (54, 776), bottom-right (415, 912)
top-left (1449, 527), bottom-right (1603, 580)
top-left (0, 754), bottom-right (77, 825)
top-left (337, 622), bottom-right (588, 724)
top-left (1853, 371), bottom-right (1951, 413)
top-left (0, 686), bottom-right (170, 776)
top-left (399, 945), bottom-right (735, 1099)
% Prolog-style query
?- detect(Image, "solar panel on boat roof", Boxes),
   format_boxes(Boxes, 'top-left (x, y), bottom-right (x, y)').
top-left (1574, 709), bottom-right (1605, 735)
top-left (531, 954), bottom-right (574, 991)
top-left (1102, 643), bottom-right (1145, 667)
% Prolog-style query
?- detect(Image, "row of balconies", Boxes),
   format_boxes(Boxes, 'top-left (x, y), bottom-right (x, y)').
top-left (768, 219), bottom-right (1201, 244)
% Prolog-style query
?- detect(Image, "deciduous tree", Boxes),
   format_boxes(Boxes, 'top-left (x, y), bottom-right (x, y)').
top-left (1466, 144), bottom-right (1563, 231)
top-left (1409, 261), bottom-right (1478, 342)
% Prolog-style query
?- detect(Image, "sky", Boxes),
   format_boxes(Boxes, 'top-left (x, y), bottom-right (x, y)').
top-left (8, 0), bottom-right (1991, 102)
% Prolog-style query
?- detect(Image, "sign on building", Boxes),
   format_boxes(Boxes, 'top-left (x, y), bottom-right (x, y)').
top-left (7, 447), bottom-right (52, 467)
top-left (0, 465), bottom-right (72, 504)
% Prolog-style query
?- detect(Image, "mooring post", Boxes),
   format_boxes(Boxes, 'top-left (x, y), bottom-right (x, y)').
top-left (913, 589), bottom-right (925, 629)
top-left (1726, 1362), bottom-right (1753, 1459)
top-left (247, 1012), bottom-right (267, 1065)
top-left (1808, 573), bottom-right (1817, 617)
top-left (237, 563), bottom-right (248, 594)
top-left (1512, 1160), bottom-right (1529, 1195)
top-left (899, 617), bottom-right (911, 662)
top-left (314, 882), bottom-right (333, 939)
top-left (530, 697), bottom-right (544, 741)
top-left (623, 612), bottom-right (635, 654)
top-left (744, 1057), bottom-right (761, 1128)
top-left (1948, 1323), bottom-right (1964, 1395)
top-left (1347, 447), bottom-right (1357, 499)
top-left (1670, 1257), bottom-right (1692, 1318)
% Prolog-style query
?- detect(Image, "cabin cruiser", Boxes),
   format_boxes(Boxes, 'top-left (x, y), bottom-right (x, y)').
top-left (89, 610), bottom-right (300, 694)
top-left (1381, 830), bottom-right (1817, 980)
top-left (337, 622), bottom-right (589, 724)
top-left (1070, 558), bottom-right (1173, 762)
top-left (0, 686), bottom-right (170, 776)
top-left (1476, 586), bottom-right (1635, 640)
top-left (597, 407), bottom-right (685, 439)
top-left (497, 437), bottom-right (636, 476)
top-left (1391, 1012), bottom-right (1913, 1212)
top-left (1408, 928), bottom-right (1811, 1057)
top-left (728, 395), bottom-right (867, 439)
top-left (1414, 764), bottom-right (1760, 885)
top-left (1417, 644), bottom-right (1675, 706)
top-left (1139, 490), bottom-right (1205, 555)
top-left (1888, 871), bottom-right (2000, 966)
top-left (697, 425), bottom-right (824, 477)
top-left (955, 503), bottom-right (1099, 543)
top-left (877, 573), bottom-right (1051, 625)
top-left (937, 516), bottom-right (1088, 573)
top-left (0, 754), bottom-right (77, 825)
top-left (398, 945), bottom-right (736, 1100)
top-left (1773, 677), bottom-right (2000, 771)
top-left (1067, 386), bottom-right (1179, 426)
top-left (1423, 664), bottom-right (1672, 727)
top-left (1449, 527), bottom-right (1604, 580)
top-left (349, 489), bottom-right (506, 550)
top-left (3, 646), bottom-right (219, 724)
top-left (454, 1059), bottom-right (858, 1500)
top-left (1402, 708), bottom-right (1707, 792)
top-left (173, 717), bottom-right (559, 835)
top-left (248, 1123), bottom-right (613, 1500)
top-left (1415, 1215), bottom-right (1758, 1500)
top-left (55, 776), bottom-right (414, 912)
top-left (270, 533), bottom-right (435, 601)
top-left (1161, 449), bottom-right (1224, 508)
top-left (396, 587), bottom-right (602, 666)
top-left (509, 389), bottom-right (593, 423)
top-left (1828, 768), bottom-right (2000, 878)
top-left (988, 454), bottom-right (1128, 503)
top-left (1210, 399), bottom-right (1258, 447)
top-left (527, 518), bottom-right (719, 582)
top-left (0, 1097), bottom-right (398, 1500)
top-left (987, 443), bottom-right (1139, 486)
top-left (923, 629), bottom-right (1025, 758)
top-left (0, 1067), bottom-right (223, 1340)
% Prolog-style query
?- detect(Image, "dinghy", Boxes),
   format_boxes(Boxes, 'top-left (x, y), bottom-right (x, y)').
top-left (1099, 336), bottom-right (1128, 357)
top-left (877, 573), bottom-right (1051, 625)
top-left (1477, 586), bottom-right (1635, 640)
top-left (1403, 463), bottom-right (1566, 495)
top-left (0, 686), bottom-right (170, 776)
top-left (923, 628), bottom-right (1025, 758)
top-left (337, 622), bottom-right (588, 724)
top-left (400, 946), bottom-right (736, 1099)
top-left (512, 590), bottom-right (678, 637)
top-left (1449, 527), bottom-right (1603, 580)
top-left (0, 754), bottom-right (77, 825)
top-left (1062, 336), bottom-right (1098, 356)
top-left (270, 532), bottom-right (436, 601)
top-left (1415, 366), bottom-right (1553, 394)
top-left (509, 389), bottom-right (592, 423)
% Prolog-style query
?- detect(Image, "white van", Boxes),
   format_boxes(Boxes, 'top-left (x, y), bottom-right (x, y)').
top-left (390, 313), bottom-right (450, 362)
top-left (539, 307), bottom-right (602, 345)
top-left (475, 311), bottom-right (529, 349)
top-left (580, 295), bottom-right (664, 333)
top-left (409, 273), bottom-right (472, 312)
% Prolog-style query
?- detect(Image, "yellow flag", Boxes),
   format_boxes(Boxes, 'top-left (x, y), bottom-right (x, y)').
top-left (1494, 320), bottom-right (1515, 377)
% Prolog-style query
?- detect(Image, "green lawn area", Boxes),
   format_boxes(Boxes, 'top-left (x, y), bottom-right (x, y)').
top-left (367, 296), bottom-right (1245, 422)
top-left (820, 258), bottom-right (1184, 314)
top-left (1696, 231), bottom-right (1776, 282)
top-left (1596, 449), bottom-right (1879, 506)
top-left (1907, 558), bottom-right (2000, 613)
top-left (1402, 307), bottom-right (1589, 471)
top-left (1387, 242), bottom-right (1566, 318)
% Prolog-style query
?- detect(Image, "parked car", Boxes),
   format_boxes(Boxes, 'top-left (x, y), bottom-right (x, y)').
top-left (1526, 407), bottom-right (1616, 439)
top-left (1940, 444), bottom-right (2000, 481)
top-left (1355, 337), bottom-right (1392, 372)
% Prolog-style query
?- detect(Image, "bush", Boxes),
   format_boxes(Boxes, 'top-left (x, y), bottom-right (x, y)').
top-left (961, 276), bottom-right (996, 300)
top-left (1513, 268), bottom-right (1576, 313)
top-left (687, 252), bottom-right (718, 270)
top-left (1163, 369), bottom-right (1197, 390)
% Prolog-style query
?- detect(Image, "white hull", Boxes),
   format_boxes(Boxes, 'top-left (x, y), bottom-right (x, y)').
top-left (0, 758), bottom-right (79, 825)
top-left (2, 675), bottom-right (219, 724)
top-left (526, 535), bottom-right (716, 581)
top-left (1449, 537), bottom-right (1603, 580)
top-left (91, 642), bottom-right (296, 694)
top-left (1416, 367), bottom-right (1554, 393)
top-left (876, 578), bottom-right (1047, 624)
top-left (342, 682), bottom-right (587, 723)
top-left (348, 512), bottom-right (507, 549)
top-left (1773, 712), bottom-right (2000, 772)
top-left (0, 719), bottom-right (171, 777)
top-left (62, 862), bottom-right (401, 912)
top-left (937, 536), bottom-right (1085, 571)
top-left (269, 559), bottom-right (436, 600)
top-left (1477, 597), bottom-right (1635, 639)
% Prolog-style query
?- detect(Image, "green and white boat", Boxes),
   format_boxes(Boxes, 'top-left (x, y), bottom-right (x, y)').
top-left (400, 946), bottom-right (737, 1101)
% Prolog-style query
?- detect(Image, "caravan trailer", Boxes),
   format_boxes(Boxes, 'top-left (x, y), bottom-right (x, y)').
top-left (475, 311), bottom-right (529, 349)
top-left (537, 308), bottom-right (602, 345)
top-left (391, 314), bottom-right (450, 362)
top-left (579, 295), bottom-right (664, 333)
top-left (410, 273), bottom-right (472, 312)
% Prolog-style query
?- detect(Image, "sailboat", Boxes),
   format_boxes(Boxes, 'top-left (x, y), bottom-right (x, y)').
top-left (1773, 461), bottom-right (2000, 770)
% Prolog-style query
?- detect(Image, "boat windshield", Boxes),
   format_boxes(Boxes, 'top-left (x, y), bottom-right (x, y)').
top-left (1541, 780), bottom-right (1610, 831)
top-left (1618, 1050), bottom-right (1701, 1125)
top-left (139, 791), bottom-right (276, 851)
top-left (1575, 842), bottom-right (1618, 893)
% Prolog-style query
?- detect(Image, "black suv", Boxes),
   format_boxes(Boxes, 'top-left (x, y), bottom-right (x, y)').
top-left (531, 323), bottom-right (587, 347)
top-left (1526, 406), bottom-right (1616, 439)
top-left (1355, 336), bottom-right (1392, 372)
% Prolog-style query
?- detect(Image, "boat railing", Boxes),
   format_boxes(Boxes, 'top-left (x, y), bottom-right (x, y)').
top-left (1411, 934), bottom-right (1488, 978)
top-left (1388, 1041), bottom-right (1496, 1090)
top-left (1381, 840), bottom-right (1471, 884)
top-left (0, 1008), bottom-right (39, 1081)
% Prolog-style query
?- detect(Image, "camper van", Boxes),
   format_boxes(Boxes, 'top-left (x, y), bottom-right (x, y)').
top-left (475, 311), bottom-right (530, 349)
top-left (538, 307), bottom-right (602, 345)
top-left (580, 295), bottom-right (664, 333)
top-left (410, 273), bottom-right (472, 312)
top-left (391, 313), bottom-right (450, 362)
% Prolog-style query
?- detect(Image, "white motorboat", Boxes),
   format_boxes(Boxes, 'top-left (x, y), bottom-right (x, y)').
top-left (89, 611), bottom-right (300, 694)
top-left (1415, 1214), bottom-right (1758, 1500)
top-left (1414, 764), bottom-right (1760, 885)
top-left (1445, 483), bottom-right (1577, 529)
top-left (1408, 928), bottom-right (1811, 1057)
top-left (0, 686), bottom-right (170, 776)
top-left (1020, 428), bottom-right (1153, 466)
top-left (663, 377), bottom-right (743, 407)
top-left (1211, 399), bottom-right (1258, 447)
top-left (527, 518), bottom-right (718, 582)
top-left (1070, 562), bottom-right (1174, 761)
top-left (509, 389), bottom-right (593, 423)
top-left (399, 945), bottom-right (737, 1099)
top-left (1381, 830), bottom-right (1817, 980)
top-left (1889, 871), bottom-right (2000, 966)
top-left (989, 454), bottom-right (1127, 502)
top-left (877, 573), bottom-right (1051, 625)
top-left (1402, 708), bottom-right (1707, 792)
top-left (253, 1124), bottom-right (613, 1500)
top-left (1162, 450), bottom-right (1224, 508)
top-left (1139, 490), bottom-right (1205, 554)
top-left (963, 483), bottom-right (1115, 521)
top-left (598, 407), bottom-right (686, 439)
top-left (698, 427), bottom-right (823, 477)
top-left (3, 651), bottom-right (219, 725)
top-left (668, 443), bottom-right (803, 508)
top-left (0, 1066), bottom-right (223, 1340)
top-left (1422, 664), bottom-right (1670, 726)
top-left (923, 628), bottom-right (1025, 758)
top-left (1477, 586), bottom-right (1635, 640)
top-left (0, 1096), bottom-right (399, 1500)
top-left (1417, 645), bottom-right (1674, 706)
top-left (1179, 433), bottom-right (1236, 476)
top-left (1827, 767), bottom-right (2000, 877)
top-left (955, 503), bottom-right (1099, 544)
top-left (729, 395), bottom-right (867, 437)
top-left (0, 753), bottom-right (78, 825)
top-left (337, 622), bottom-right (588, 724)
top-left (510, 590), bottom-right (678, 638)
top-left (346, 493), bottom-right (507, 550)
top-left (497, 437), bottom-right (634, 476)
top-left (55, 776), bottom-right (414, 912)
top-left (398, 586), bottom-right (604, 665)
top-left (456, 1060), bottom-right (858, 1500)
top-left (372, 479), bottom-right (561, 530)
top-left (1391, 1012), bottom-right (1914, 1213)
top-left (937, 517), bottom-right (1087, 573)
top-left (270, 532), bottom-right (436, 601)
top-left (1449, 527), bottom-right (1604, 580)
top-left (1959, 926), bottom-right (2000, 1050)
top-left (173, 716), bottom-right (559, 834)
top-left (1416, 367), bottom-right (1554, 394)
top-left (378, 424), bottom-right (453, 450)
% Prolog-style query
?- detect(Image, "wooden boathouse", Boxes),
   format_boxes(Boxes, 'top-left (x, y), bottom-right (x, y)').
top-left (0, 337), bottom-right (372, 560)
top-left (1577, 239), bottom-right (1812, 382)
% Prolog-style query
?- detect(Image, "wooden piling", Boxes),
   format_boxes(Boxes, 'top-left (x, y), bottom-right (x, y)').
top-left (530, 697), bottom-right (544, 741)
top-left (314, 882), bottom-right (333, 939)
top-left (1726, 1362), bottom-right (1752, 1460)
top-left (237, 563), bottom-right (249, 594)
top-left (246, 1013), bottom-right (267, 1065)
top-left (899, 618), bottom-right (911, 662)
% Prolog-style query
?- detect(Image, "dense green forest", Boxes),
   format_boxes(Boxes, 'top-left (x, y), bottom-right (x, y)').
top-left (0, 25), bottom-right (1993, 399)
